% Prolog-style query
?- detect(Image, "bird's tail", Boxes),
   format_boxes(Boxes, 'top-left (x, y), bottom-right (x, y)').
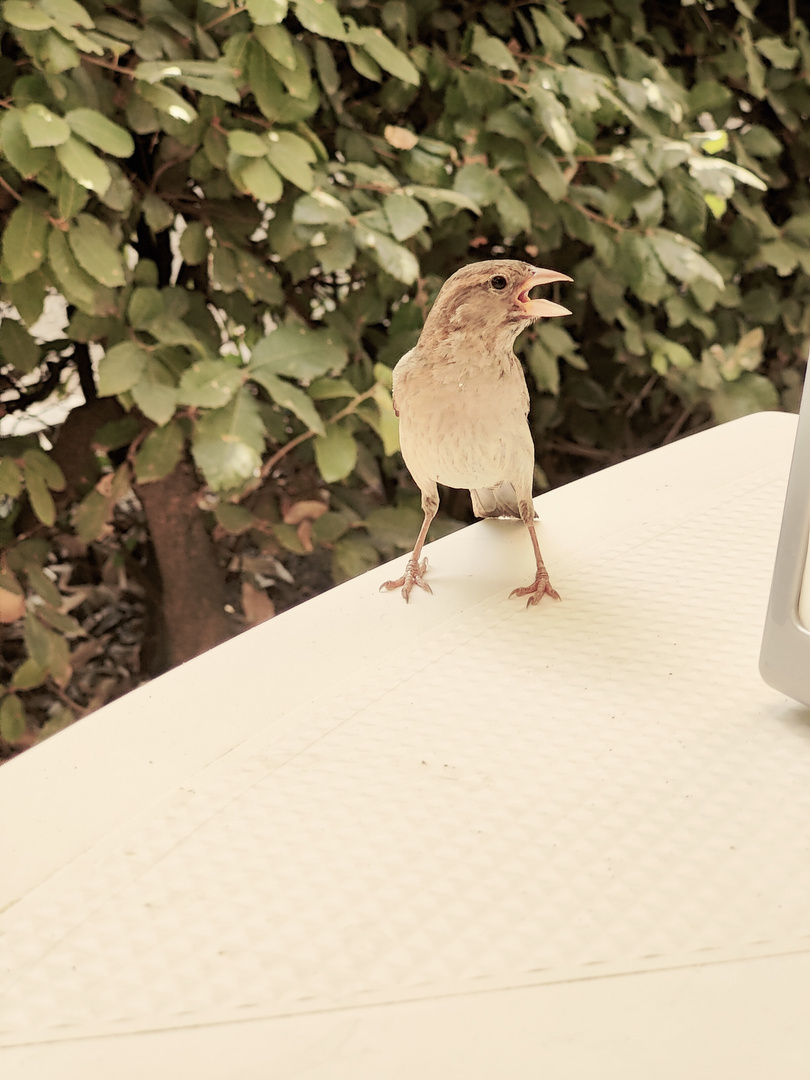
top-left (471, 483), bottom-right (536, 519)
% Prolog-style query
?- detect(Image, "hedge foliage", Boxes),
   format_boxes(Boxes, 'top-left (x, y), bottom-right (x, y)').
top-left (1, 0), bottom-right (808, 744)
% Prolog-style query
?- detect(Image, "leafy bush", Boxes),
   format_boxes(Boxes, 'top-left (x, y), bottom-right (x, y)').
top-left (1, 0), bottom-right (808, 747)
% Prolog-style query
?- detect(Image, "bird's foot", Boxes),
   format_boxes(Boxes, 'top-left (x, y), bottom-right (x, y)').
top-left (380, 557), bottom-right (432, 602)
top-left (510, 571), bottom-right (561, 608)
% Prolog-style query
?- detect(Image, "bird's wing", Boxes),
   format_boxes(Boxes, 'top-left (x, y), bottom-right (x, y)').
top-left (391, 346), bottom-right (420, 417)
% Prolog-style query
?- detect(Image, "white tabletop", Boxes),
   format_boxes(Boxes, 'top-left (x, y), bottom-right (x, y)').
top-left (2, 412), bottom-right (809, 1078)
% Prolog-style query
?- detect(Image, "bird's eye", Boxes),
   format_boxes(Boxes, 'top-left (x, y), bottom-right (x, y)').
top-left (490, 275), bottom-right (508, 291)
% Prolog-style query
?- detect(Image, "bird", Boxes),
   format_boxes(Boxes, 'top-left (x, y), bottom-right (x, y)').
top-left (380, 259), bottom-right (572, 606)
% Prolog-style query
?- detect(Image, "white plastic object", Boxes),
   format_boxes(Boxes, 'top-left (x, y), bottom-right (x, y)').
top-left (760, 361), bottom-right (810, 705)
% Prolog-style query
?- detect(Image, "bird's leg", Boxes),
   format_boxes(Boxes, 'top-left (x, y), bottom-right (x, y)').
top-left (509, 506), bottom-right (561, 607)
top-left (380, 492), bottom-right (438, 602)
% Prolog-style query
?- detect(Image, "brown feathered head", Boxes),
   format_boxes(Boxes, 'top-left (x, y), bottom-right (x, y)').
top-left (420, 260), bottom-right (572, 351)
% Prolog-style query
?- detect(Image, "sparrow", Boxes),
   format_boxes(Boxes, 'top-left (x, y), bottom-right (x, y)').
top-left (381, 259), bottom-right (572, 605)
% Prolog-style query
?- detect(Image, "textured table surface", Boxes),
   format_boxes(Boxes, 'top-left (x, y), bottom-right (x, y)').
top-left (2, 412), bottom-right (809, 1078)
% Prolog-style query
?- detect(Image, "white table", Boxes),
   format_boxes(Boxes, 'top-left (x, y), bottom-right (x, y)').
top-left (2, 412), bottom-right (809, 1078)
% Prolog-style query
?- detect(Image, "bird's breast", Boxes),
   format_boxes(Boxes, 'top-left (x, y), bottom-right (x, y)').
top-left (395, 359), bottom-right (533, 492)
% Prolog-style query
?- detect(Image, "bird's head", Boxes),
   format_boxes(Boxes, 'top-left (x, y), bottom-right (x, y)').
top-left (420, 260), bottom-right (572, 352)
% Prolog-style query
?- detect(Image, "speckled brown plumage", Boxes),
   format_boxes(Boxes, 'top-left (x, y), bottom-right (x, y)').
top-left (381, 259), bottom-right (572, 605)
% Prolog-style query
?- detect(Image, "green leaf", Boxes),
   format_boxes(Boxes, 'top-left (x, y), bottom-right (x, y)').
top-left (293, 0), bottom-right (345, 39)
top-left (211, 246), bottom-right (239, 292)
top-left (47, 228), bottom-right (116, 315)
top-left (292, 190), bottom-right (350, 225)
top-left (527, 146), bottom-right (567, 202)
top-left (149, 314), bottom-right (204, 349)
top-left (0, 317), bottom-right (39, 373)
top-left (10, 659), bottom-right (47, 692)
top-left (383, 192), bottom-right (428, 241)
top-left (0, 695), bottom-right (26, 743)
top-left (227, 129), bottom-right (269, 157)
top-left (20, 103), bottom-right (70, 147)
top-left (137, 83), bottom-right (198, 124)
top-left (495, 186), bottom-right (530, 236)
top-left (192, 389), bottom-right (265, 491)
top-left (247, 0), bottom-right (288, 24)
top-left (254, 23), bottom-right (297, 69)
top-left (309, 376), bottom-right (357, 400)
top-left (2, 199), bottom-right (48, 282)
top-left (740, 126), bottom-right (782, 159)
top-left (527, 339), bottom-right (560, 395)
top-left (214, 502), bottom-right (254, 533)
top-left (529, 83), bottom-right (578, 153)
top-left (22, 448), bottom-right (65, 490)
top-left (0, 457), bottom-right (24, 498)
top-left (55, 136), bottom-right (111, 195)
top-left (332, 534), bottom-right (379, 583)
top-left (710, 373), bottom-right (779, 424)
top-left (65, 107), bottom-right (134, 157)
top-left (249, 369), bottom-right (325, 434)
top-left (471, 25), bottom-right (518, 72)
top-left (73, 488), bottom-right (111, 542)
top-left (0, 108), bottom-right (51, 178)
top-left (40, 0), bottom-right (94, 26)
top-left (128, 286), bottom-right (165, 328)
top-left (634, 187), bottom-right (664, 229)
top-left (250, 324), bottom-right (348, 380)
top-left (247, 39), bottom-right (286, 122)
top-left (405, 185), bottom-right (481, 215)
top-left (758, 239), bottom-right (800, 276)
top-left (354, 227), bottom-right (419, 284)
top-left (40, 27), bottom-right (80, 71)
top-left (131, 374), bottom-right (178, 426)
top-left (142, 193), bottom-right (175, 232)
top-left (371, 383), bottom-right (399, 455)
top-left (365, 505), bottom-right (422, 548)
top-left (354, 27), bottom-right (419, 84)
top-left (453, 162), bottom-right (502, 207)
top-left (179, 221), bottom-right (208, 265)
top-left (97, 341), bottom-right (149, 396)
top-left (740, 25), bottom-right (766, 99)
top-left (57, 173), bottom-right (89, 218)
top-left (94, 414), bottom-right (142, 451)
top-left (177, 359), bottom-right (244, 408)
top-left (265, 129), bottom-right (316, 191)
top-left (348, 43), bottom-right (381, 82)
top-left (649, 230), bottom-right (724, 290)
top-left (3, 1), bottom-right (54, 30)
top-left (67, 213), bottom-right (126, 287)
top-left (755, 36), bottom-right (799, 69)
top-left (270, 40), bottom-right (313, 100)
top-left (134, 421), bottom-right (184, 483)
top-left (8, 270), bottom-right (46, 327)
top-left (314, 38), bottom-right (339, 93)
top-left (240, 157), bottom-right (284, 202)
top-left (24, 470), bottom-right (56, 526)
top-left (314, 423), bottom-right (357, 482)
top-left (235, 250), bottom-right (283, 303)
top-left (26, 564), bottom-right (62, 608)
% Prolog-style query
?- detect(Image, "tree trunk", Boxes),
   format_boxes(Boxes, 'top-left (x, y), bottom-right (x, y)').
top-left (135, 459), bottom-right (234, 669)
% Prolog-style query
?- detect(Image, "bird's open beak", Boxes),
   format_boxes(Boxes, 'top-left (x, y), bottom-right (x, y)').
top-left (517, 268), bottom-right (572, 319)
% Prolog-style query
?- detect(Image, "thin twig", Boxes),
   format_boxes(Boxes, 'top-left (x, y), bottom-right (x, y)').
top-left (203, 3), bottom-right (246, 31)
top-left (625, 373), bottom-right (657, 418)
top-left (661, 405), bottom-right (692, 445)
top-left (261, 386), bottom-right (377, 478)
top-left (79, 54), bottom-right (136, 76)
top-left (0, 174), bottom-right (22, 202)
top-left (562, 197), bottom-right (625, 231)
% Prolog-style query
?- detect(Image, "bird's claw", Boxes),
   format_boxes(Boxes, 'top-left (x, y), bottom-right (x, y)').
top-left (510, 573), bottom-right (561, 608)
top-left (380, 557), bottom-right (432, 602)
